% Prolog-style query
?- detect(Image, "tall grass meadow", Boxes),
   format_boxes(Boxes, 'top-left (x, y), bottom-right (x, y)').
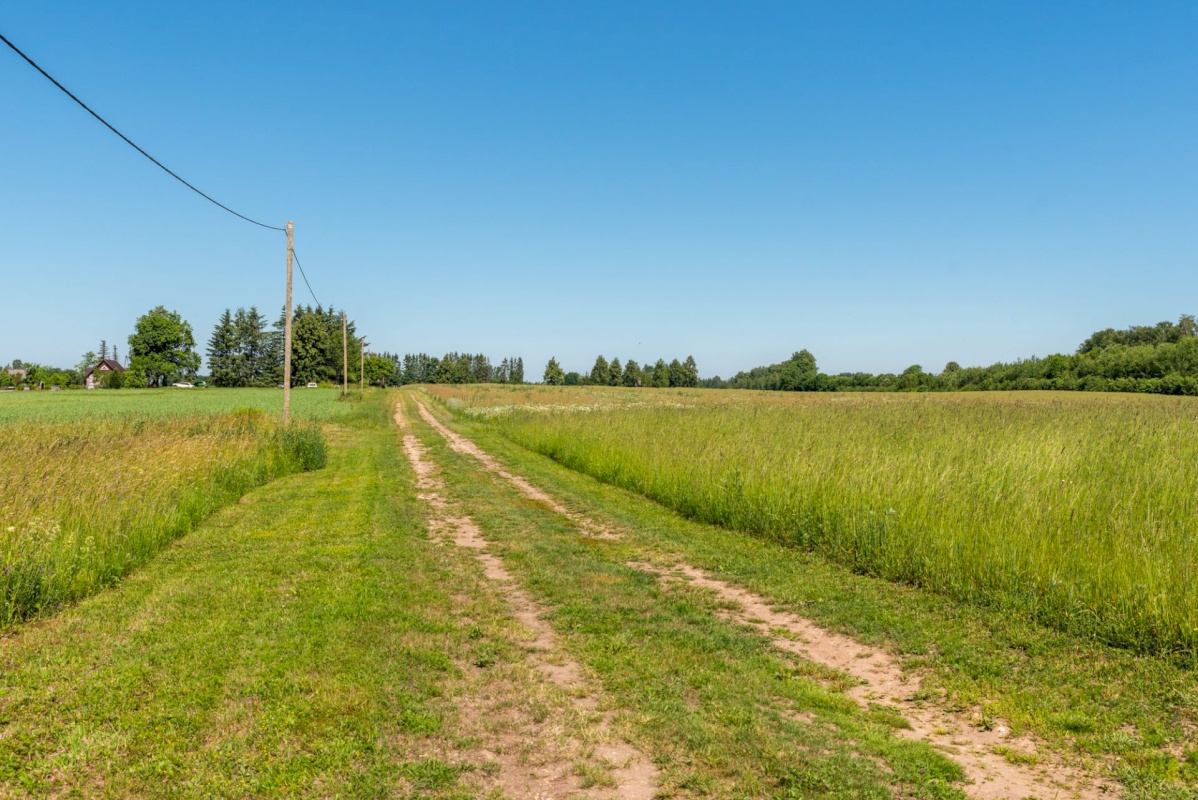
top-left (438, 387), bottom-right (1198, 655)
top-left (0, 409), bottom-right (326, 624)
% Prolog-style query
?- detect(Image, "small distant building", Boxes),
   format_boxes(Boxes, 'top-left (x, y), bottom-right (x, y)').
top-left (85, 358), bottom-right (125, 389)
top-left (5, 368), bottom-right (27, 382)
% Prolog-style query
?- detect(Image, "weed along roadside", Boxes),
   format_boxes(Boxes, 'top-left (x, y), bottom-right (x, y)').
top-left (411, 387), bottom-right (1198, 799)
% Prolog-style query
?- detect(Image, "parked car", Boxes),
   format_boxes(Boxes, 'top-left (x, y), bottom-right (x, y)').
top-left (306, 382), bottom-right (318, 388)
top-left (172, 382), bottom-right (194, 388)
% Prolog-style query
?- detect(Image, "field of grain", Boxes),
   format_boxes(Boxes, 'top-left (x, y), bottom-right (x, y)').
top-left (0, 397), bottom-right (329, 624)
top-left (0, 386), bottom-right (349, 424)
top-left (429, 385), bottom-right (1198, 655)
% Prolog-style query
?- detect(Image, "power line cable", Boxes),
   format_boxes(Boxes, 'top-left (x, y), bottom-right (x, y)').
top-left (0, 31), bottom-right (286, 232)
top-left (291, 249), bottom-right (322, 307)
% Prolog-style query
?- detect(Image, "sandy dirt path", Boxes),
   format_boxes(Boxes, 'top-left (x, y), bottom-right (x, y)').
top-left (397, 401), bottom-right (658, 800)
top-left (413, 398), bottom-right (1119, 800)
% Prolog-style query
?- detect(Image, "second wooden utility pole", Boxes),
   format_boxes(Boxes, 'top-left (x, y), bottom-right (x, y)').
top-left (283, 221), bottom-right (294, 424)
top-left (342, 311), bottom-right (348, 397)
top-left (360, 338), bottom-right (366, 391)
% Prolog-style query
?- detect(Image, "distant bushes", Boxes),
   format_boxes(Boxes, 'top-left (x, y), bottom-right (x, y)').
top-left (709, 316), bottom-right (1198, 397)
top-left (0, 411), bottom-right (327, 625)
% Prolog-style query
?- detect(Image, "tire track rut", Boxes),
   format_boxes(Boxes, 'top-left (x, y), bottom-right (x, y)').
top-left (397, 401), bottom-right (658, 800)
top-left (413, 397), bottom-right (1118, 800)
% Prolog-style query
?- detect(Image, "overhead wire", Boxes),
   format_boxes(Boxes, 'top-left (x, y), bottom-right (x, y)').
top-left (291, 250), bottom-right (322, 308)
top-left (0, 31), bottom-right (286, 232)
top-left (3, 31), bottom-right (333, 324)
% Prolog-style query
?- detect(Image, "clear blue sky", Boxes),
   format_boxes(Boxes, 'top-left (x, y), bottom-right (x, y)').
top-left (3, 1), bottom-right (1196, 377)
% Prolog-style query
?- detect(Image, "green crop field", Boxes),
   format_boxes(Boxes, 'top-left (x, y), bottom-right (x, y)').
top-left (0, 387), bottom-right (350, 424)
top-left (429, 384), bottom-right (1198, 656)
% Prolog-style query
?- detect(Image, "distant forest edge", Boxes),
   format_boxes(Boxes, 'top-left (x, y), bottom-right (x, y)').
top-left (7, 314), bottom-right (1198, 397)
top-left (707, 315), bottom-right (1198, 395)
top-left (384, 315), bottom-right (1198, 397)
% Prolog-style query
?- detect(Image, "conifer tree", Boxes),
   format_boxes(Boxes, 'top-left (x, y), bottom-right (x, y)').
top-left (668, 358), bottom-right (686, 387)
top-left (268, 307), bottom-right (287, 385)
top-left (609, 357), bottom-right (623, 386)
top-left (543, 357), bottom-right (565, 385)
top-left (230, 308), bottom-right (250, 386)
top-left (207, 309), bottom-right (237, 387)
top-left (471, 354), bottom-right (493, 383)
top-left (590, 355), bottom-right (610, 386)
top-left (623, 359), bottom-right (642, 387)
top-left (240, 306), bottom-right (271, 386)
top-left (683, 355), bottom-right (699, 387)
top-left (652, 359), bottom-right (670, 387)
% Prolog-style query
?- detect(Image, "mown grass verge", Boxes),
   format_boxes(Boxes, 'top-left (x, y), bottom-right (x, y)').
top-left (0, 393), bottom-right (502, 797)
top-left (415, 392), bottom-right (1198, 799)
top-left (0, 409), bottom-right (326, 625)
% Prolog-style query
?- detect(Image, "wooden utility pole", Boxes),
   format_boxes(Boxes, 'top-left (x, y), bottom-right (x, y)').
top-left (283, 221), bottom-right (294, 424)
top-left (360, 338), bottom-right (366, 391)
top-left (342, 311), bottom-right (348, 397)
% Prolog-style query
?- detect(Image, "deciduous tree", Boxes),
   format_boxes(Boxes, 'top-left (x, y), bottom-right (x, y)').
top-left (128, 306), bottom-right (201, 386)
top-left (291, 312), bottom-right (331, 385)
top-left (76, 351), bottom-right (98, 381)
top-left (778, 350), bottom-right (817, 391)
top-left (363, 354), bottom-right (394, 387)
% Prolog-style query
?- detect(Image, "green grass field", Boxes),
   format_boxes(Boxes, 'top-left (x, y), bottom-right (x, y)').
top-left (430, 385), bottom-right (1198, 656)
top-left (4, 386), bottom-right (1197, 797)
top-left (0, 387), bottom-right (349, 423)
